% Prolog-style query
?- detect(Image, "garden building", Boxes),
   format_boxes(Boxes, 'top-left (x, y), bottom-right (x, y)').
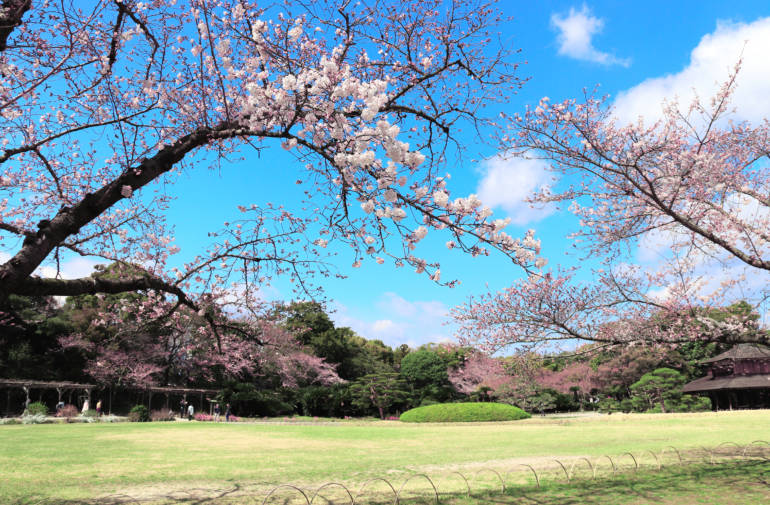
top-left (682, 343), bottom-right (770, 410)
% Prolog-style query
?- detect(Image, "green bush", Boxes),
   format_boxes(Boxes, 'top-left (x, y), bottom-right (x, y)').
top-left (400, 402), bottom-right (530, 423)
top-left (666, 395), bottom-right (712, 413)
top-left (597, 398), bottom-right (620, 414)
top-left (26, 402), bottom-right (48, 416)
top-left (128, 405), bottom-right (150, 422)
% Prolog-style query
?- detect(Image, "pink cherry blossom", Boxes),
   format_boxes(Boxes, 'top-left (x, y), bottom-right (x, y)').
top-left (456, 62), bottom-right (770, 354)
top-left (0, 0), bottom-right (541, 339)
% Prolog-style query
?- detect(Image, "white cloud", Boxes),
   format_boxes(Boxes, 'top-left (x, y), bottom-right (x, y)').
top-left (639, 227), bottom-right (770, 310)
top-left (372, 319), bottom-right (397, 333)
top-left (377, 292), bottom-right (447, 320)
top-left (551, 5), bottom-right (630, 67)
top-left (1, 248), bottom-right (104, 280)
top-left (476, 155), bottom-right (555, 225)
top-left (37, 257), bottom-right (103, 280)
top-left (618, 19), bottom-right (770, 309)
top-left (613, 17), bottom-right (770, 125)
top-left (331, 292), bottom-right (453, 348)
top-left (0, 253), bottom-right (104, 305)
top-left (652, 258), bottom-right (770, 308)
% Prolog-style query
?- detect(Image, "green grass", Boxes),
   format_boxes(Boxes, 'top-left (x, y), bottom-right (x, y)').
top-left (438, 462), bottom-right (770, 505)
top-left (1, 410), bottom-right (769, 503)
top-left (400, 402), bottom-right (530, 422)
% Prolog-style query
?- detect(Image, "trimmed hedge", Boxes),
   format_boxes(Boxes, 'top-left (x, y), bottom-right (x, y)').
top-left (400, 402), bottom-right (531, 423)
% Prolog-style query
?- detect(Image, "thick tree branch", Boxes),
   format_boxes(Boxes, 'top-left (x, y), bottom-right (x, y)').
top-left (0, 121), bottom-right (250, 295)
top-left (0, 0), bottom-right (30, 52)
top-left (13, 273), bottom-right (190, 300)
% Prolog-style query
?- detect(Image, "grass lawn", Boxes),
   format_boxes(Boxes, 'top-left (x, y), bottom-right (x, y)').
top-left (1, 410), bottom-right (769, 503)
top-left (440, 462), bottom-right (770, 505)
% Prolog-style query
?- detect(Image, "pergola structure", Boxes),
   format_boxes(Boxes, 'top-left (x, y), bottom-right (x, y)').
top-left (0, 379), bottom-right (95, 415)
top-left (683, 343), bottom-right (770, 410)
top-left (143, 386), bottom-right (221, 415)
top-left (0, 379), bottom-right (221, 416)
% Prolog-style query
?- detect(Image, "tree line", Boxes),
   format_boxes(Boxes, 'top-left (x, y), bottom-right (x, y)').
top-left (3, 291), bottom-right (758, 418)
top-left (2, 0), bottom-right (769, 395)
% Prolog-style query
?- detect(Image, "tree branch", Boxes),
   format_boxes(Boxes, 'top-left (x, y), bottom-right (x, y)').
top-left (0, 0), bottom-right (30, 52)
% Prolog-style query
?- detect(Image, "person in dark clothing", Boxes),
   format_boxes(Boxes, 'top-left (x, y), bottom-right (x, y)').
top-left (225, 403), bottom-right (231, 422)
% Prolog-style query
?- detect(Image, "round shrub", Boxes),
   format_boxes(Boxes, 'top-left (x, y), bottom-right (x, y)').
top-left (26, 402), bottom-right (48, 416)
top-left (128, 405), bottom-right (150, 422)
top-left (400, 402), bottom-right (530, 423)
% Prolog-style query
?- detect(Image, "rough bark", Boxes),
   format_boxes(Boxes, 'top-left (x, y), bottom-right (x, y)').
top-left (0, 0), bottom-right (30, 52)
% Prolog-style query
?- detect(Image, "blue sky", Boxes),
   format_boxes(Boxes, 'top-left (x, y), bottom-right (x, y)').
top-left (327, 1), bottom-right (770, 348)
top-left (26, 1), bottom-right (770, 348)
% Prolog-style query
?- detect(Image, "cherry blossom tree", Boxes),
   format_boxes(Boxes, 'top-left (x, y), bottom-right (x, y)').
top-left (454, 267), bottom-right (766, 353)
top-left (0, 0), bottom-right (542, 343)
top-left (455, 64), bottom-right (770, 353)
top-left (59, 290), bottom-right (341, 388)
top-left (537, 361), bottom-right (601, 398)
top-left (447, 350), bottom-right (510, 395)
top-left (509, 64), bottom-right (770, 274)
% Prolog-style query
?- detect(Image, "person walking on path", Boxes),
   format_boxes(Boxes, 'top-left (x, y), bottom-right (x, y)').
top-left (95, 400), bottom-right (102, 417)
top-left (180, 399), bottom-right (187, 419)
top-left (187, 403), bottom-right (194, 421)
top-left (225, 403), bottom-right (231, 422)
top-left (213, 403), bottom-right (221, 422)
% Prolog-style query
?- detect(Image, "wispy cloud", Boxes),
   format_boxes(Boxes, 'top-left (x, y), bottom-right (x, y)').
top-left (551, 5), bottom-right (630, 67)
top-left (331, 292), bottom-right (453, 348)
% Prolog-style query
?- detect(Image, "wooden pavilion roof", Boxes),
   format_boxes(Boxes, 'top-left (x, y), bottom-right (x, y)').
top-left (683, 374), bottom-right (770, 393)
top-left (700, 343), bottom-right (770, 364)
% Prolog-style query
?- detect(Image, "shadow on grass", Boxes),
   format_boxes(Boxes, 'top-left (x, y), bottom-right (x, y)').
top-left (442, 462), bottom-right (770, 505)
top-left (8, 461), bottom-right (770, 505)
